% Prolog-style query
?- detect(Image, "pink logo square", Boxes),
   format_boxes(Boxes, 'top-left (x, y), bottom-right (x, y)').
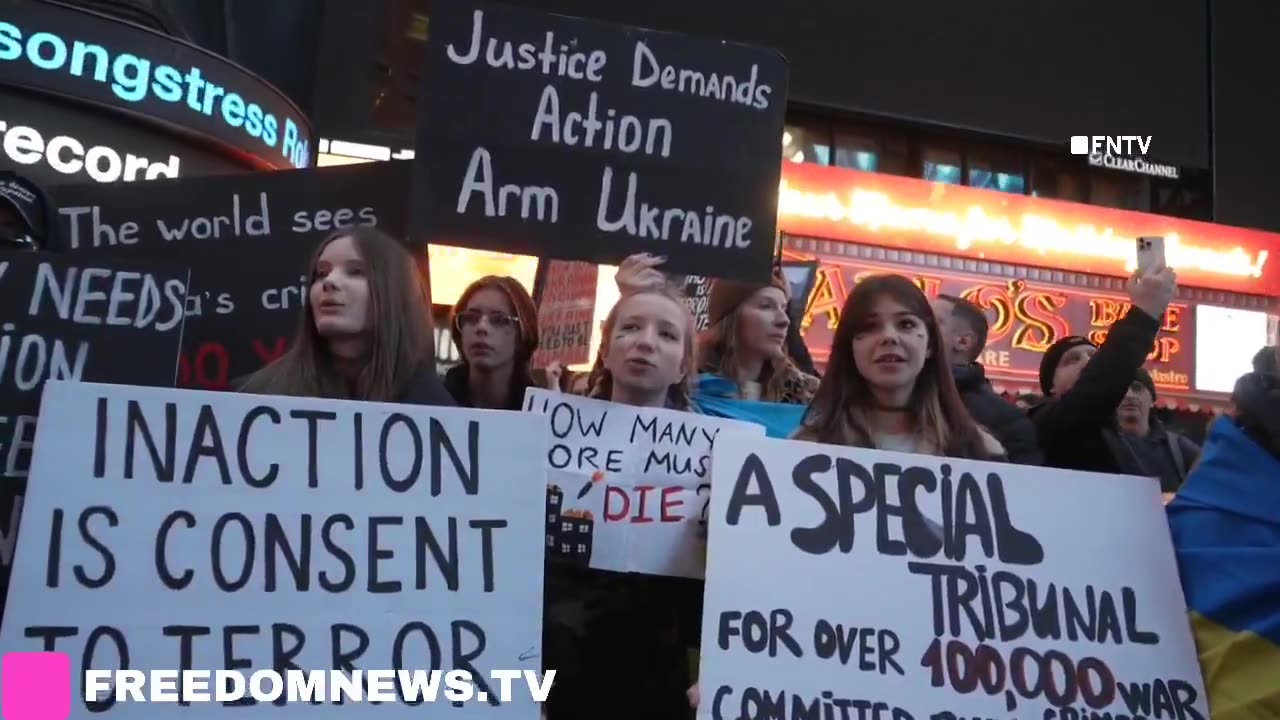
top-left (1, 653), bottom-right (71, 720)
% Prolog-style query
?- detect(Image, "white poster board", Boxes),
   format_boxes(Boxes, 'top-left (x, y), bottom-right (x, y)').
top-left (0, 381), bottom-right (548, 719)
top-left (698, 435), bottom-right (1210, 720)
top-left (524, 388), bottom-right (762, 579)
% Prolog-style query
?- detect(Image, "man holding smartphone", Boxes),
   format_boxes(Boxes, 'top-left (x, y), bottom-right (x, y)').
top-left (1029, 248), bottom-right (1178, 476)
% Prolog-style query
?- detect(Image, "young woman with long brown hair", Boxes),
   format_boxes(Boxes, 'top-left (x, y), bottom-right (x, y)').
top-left (795, 273), bottom-right (1004, 459)
top-left (444, 275), bottom-right (539, 409)
top-left (696, 271), bottom-right (819, 405)
top-left (238, 226), bottom-right (453, 405)
top-left (544, 283), bottom-right (702, 720)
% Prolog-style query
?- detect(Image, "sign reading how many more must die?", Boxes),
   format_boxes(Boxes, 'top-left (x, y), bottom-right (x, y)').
top-left (0, 382), bottom-right (548, 719)
top-left (524, 388), bottom-right (761, 579)
top-left (413, 0), bottom-right (789, 282)
top-left (698, 435), bottom-right (1210, 720)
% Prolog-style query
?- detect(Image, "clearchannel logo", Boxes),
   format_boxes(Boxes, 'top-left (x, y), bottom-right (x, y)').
top-left (1069, 135), bottom-right (1179, 180)
top-left (0, 21), bottom-right (310, 169)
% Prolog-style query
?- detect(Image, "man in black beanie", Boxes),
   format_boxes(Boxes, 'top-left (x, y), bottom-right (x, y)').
top-left (1029, 259), bottom-right (1177, 475)
top-left (1253, 344), bottom-right (1279, 375)
top-left (1115, 368), bottom-right (1200, 492)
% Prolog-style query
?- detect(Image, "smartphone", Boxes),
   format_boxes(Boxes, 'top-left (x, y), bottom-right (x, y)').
top-left (1136, 236), bottom-right (1165, 275)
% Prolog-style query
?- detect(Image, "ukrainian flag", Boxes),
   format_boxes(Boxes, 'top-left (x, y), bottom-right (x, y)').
top-left (1167, 416), bottom-right (1280, 719)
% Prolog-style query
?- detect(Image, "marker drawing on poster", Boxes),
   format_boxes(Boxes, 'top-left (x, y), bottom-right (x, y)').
top-left (415, 0), bottom-right (789, 280)
top-left (0, 382), bottom-right (547, 718)
top-left (524, 388), bottom-right (761, 579)
top-left (697, 435), bottom-right (1210, 720)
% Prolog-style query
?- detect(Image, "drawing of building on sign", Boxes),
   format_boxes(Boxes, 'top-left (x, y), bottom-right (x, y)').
top-left (558, 510), bottom-right (594, 565)
top-left (546, 484), bottom-right (565, 550)
top-left (545, 483), bottom-right (595, 566)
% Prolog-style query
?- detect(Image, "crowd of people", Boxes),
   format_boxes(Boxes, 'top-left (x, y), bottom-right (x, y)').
top-left (3, 171), bottom-right (1278, 718)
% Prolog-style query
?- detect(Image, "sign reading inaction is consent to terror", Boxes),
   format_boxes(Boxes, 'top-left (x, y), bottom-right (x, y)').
top-left (0, 250), bottom-right (189, 626)
top-left (698, 436), bottom-right (1209, 720)
top-left (524, 388), bottom-right (761, 579)
top-left (414, 0), bottom-right (789, 282)
top-left (0, 382), bottom-right (548, 719)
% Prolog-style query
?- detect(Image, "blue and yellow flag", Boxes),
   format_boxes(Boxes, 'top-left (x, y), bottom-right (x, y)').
top-left (690, 374), bottom-right (806, 438)
top-left (1167, 416), bottom-right (1280, 719)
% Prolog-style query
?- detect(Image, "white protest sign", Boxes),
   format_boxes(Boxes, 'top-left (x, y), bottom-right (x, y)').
top-left (0, 381), bottom-right (548, 719)
top-left (523, 388), bottom-right (762, 579)
top-left (698, 435), bottom-right (1209, 720)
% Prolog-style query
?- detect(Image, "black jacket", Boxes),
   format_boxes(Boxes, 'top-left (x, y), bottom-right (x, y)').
top-left (952, 362), bottom-right (1042, 466)
top-left (1029, 307), bottom-right (1162, 474)
top-left (233, 364), bottom-right (455, 406)
top-left (543, 561), bottom-right (698, 720)
top-left (1110, 420), bottom-right (1201, 492)
top-left (442, 363), bottom-right (534, 410)
top-left (399, 366), bottom-right (457, 406)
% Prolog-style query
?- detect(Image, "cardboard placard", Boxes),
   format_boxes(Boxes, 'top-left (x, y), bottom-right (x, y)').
top-left (51, 161), bottom-right (414, 391)
top-left (0, 381), bottom-right (548, 717)
top-left (698, 435), bottom-right (1210, 720)
top-left (530, 260), bottom-right (598, 368)
top-left (0, 250), bottom-right (189, 625)
top-left (414, 0), bottom-right (788, 282)
top-left (524, 388), bottom-right (761, 579)
top-left (673, 274), bottom-right (713, 332)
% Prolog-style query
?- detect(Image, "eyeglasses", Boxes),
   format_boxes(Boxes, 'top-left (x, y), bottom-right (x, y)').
top-left (455, 309), bottom-right (520, 331)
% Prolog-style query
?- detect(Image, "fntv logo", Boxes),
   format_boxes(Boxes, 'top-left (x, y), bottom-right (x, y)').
top-left (1070, 136), bottom-right (1179, 179)
top-left (1069, 135), bottom-right (1152, 156)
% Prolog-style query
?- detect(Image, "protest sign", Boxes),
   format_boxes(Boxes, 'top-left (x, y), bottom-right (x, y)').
top-left (413, 0), bottom-right (788, 282)
top-left (51, 160), bottom-right (414, 390)
top-left (530, 260), bottom-right (598, 368)
top-left (672, 274), bottom-right (713, 332)
top-left (0, 250), bottom-right (188, 625)
top-left (779, 259), bottom-right (819, 325)
top-left (524, 388), bottom-right (760, 578)
top-left (698, 435), bottom-right (1210, 720)
top-left (0, 381), bottom-right (547, 718)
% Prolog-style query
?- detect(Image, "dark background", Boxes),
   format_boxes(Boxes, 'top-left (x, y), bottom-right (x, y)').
top-left (37, 0), bottom-right (1280, 233)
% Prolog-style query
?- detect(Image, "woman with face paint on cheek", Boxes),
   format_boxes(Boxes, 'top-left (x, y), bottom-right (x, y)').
top-left (795, 274), bottom-right (1004, 460)
top-left (238, 227), bottom-right (454, 406)
top-left (542, 286), bottom-right (706, 720)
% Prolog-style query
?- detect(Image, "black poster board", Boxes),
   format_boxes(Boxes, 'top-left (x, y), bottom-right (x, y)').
top-left (0, 248), bottom-right (189, 625)
top-left (50, 161), bottom-right (415, 391)
top-left (413, 0), bottom-right (789, 282)
top-left (780, 259), bottom-right (819, 324)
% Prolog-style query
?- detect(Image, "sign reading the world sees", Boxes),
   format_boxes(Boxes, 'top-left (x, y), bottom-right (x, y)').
top-left (698, 435), bottom-right (1210, 720)
top-left (414, 0), bottom-right (789, 282)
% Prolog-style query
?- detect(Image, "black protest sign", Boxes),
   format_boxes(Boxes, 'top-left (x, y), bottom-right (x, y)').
top-left (698, 435), bottom-right (1211, 719)
top-left (780, 259), bottom-right (819, 324)
top-left (0, 249), bottom-right (189, 626)
top-left (51, 161), bottom-right (414, 391)
top-left (667, 274), bottom-right (713, 332)
top-left (413, 0), bottom-right (788, 282)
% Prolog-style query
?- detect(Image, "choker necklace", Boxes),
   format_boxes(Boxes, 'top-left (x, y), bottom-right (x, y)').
top-left (871, 402), bottom-right (910, 413)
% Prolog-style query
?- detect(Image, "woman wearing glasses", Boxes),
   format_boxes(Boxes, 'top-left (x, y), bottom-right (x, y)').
top-left (238, 227), bottom-right (454, 406)
top-left (444, 275), bottom-right (540, 410)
